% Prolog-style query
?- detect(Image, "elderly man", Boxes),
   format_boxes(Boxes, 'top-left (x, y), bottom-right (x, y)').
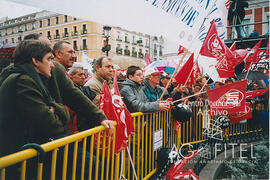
top-left (53, 41), bottom-right (76, 71)
top-left (84, 56), bottom-right (114, 107)
top-left (120, 66), bottom-right (170, 113)
top-left (143, 66), bottom-right (170, 101)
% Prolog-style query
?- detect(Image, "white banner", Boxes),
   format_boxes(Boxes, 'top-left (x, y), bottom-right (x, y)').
top-left (9, 0), bottom-right (216, 53)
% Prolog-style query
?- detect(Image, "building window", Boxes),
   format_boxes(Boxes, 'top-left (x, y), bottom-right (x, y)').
top-left (73, 40), bottom-right (78, 51)
top-left (64, 28), bottom-right (68, 37)
top-left (47, 31), bottom-right (51, 40)
top-left (55, 16), bottom-right (59, 24)
top-left (55, 29), bottom-right (60, 39)
top-left (5, 29), bottom-right (8, 35)
top-left (132, 36), bottom-right (135, 44)
top-left (0, 31), bottom-right (1, 37)
top-left (39, 20), bottom-right (42, 28)
top-left (5, 39), bottom-right (8, 43)
top-left (64, 15), bottom-right (68, 22)
top-left (73, 17), bottom-right (77, 21)
top-left (47, 18), bottom-right (50, 26)
top-left (72, 26), bottom-right (78, 36)
top-left (32, 22), bottom-right (35, 30)
top-left (11, 28), bottom-right (14, 34)
top-left (11, 38), bottom-right (14, 43)
top-left (125, 35), bottom-right (129, 43)
top-left (24, 24), bottom-right (28, 31)
top-left (242, 19), bottom-right (250, 37)
top-left (82, 39), bottom-right (87, 50)
top-left (82, 24), bottom-right (87, 34)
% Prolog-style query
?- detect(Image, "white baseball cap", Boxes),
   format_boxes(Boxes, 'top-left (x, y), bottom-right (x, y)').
top-left (144, 66), bottom-right (161, 76)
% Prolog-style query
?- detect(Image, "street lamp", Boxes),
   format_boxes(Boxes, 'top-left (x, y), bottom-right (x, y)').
top-left (102, 25), bottom-right (111, 56)
top-left (18, 29), bottom-right (23, 42)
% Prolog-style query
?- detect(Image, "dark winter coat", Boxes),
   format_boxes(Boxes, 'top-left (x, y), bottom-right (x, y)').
top-left (120, 79), bottom-right (160, 113)
top-left (0, 62), bottom-right (106, 157)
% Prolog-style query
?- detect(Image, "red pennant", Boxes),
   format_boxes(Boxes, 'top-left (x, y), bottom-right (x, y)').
top-left (229, 103), bottom-right (252, 124)
top-left (246, 88), bottom-right (269, 99)
top-left (230, 42), bottom-right (236, 51)
top-left (194, 60), bottom-right (201, 77)
top-left (177, 45), bottom-right (186, 55)
top-left (200, 20), bottom-right (236, 78)
top-left (145, 53), bottom-right (152, 66)
top-left (245, 40), bottom-right (262, 70)
top-left (174, 53), bottom-right (194, 85)
top-left (207, 80), bottom-right (247, 114)
top-left (112, 70), bottom-right (135, 153)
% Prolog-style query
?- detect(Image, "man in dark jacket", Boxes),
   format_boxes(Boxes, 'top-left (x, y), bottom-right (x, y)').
top-left (120, 66), bottom-right (170, 113)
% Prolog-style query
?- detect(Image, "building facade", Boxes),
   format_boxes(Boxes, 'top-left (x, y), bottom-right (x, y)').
top-left (0, 10), bottom-right (166, 65)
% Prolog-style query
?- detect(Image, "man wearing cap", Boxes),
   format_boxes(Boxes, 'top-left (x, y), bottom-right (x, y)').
top-left (120, 66), bottom-right (170, 112)
top-left (143, 66), bottom-right (170, 101)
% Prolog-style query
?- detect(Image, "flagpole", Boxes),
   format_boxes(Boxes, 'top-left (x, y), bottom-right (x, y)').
top-left (172, 90), bottom-right (207, 104)
top-left (159, 49), bottom-right (189, 100)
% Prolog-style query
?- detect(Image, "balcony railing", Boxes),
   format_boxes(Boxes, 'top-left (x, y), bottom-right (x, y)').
top-left (81, 29), bottom-right (87, 35)
top-left (54, 34), bottom-right (60, 39)
top-left (63, 33), bottom-right (69, 38)
top-left (72, 31), bottom-right (78, 36)
top-left (81, 45), bottom-right (88, 50)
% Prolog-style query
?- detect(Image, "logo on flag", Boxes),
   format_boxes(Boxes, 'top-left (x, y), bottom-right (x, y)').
top-left (215, 89), bottom-right (244, 108)
top-left (208, 34), bottom-right (226, 60)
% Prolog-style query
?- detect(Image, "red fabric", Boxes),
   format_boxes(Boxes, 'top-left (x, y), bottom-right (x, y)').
top-left (174, 53), bottom-right (194, 85)
top-left (112, 70), bottom-right (135, 153)
top-left (95, 81), bottom-right (117, 156)
top-left (232, 49), bottom-right (249, 66)
top-left (246, 88), bottom-right (269, 99)
top-left (207, 80), bottom-right (247, 114)
top-left (177, 45), bottom-right (186, 55)
top-left (245, 40), bottom-right (262, 70)
top-left (230, 42), bottom-right (236, 51)
top-left (66, 106), bottom-right (79, 134)
top-left (145, 53), bottom-right (152, 66)
top-left (199, 20), bottom-right (236, 78)
top-left (194, 60), bottom-right (201, 77)
top-left (166, 150), bottom-right (200, 180)
top-left (229, 103), bottom-right (252, 124)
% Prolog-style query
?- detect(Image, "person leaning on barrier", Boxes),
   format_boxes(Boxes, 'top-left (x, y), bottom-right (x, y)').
top-left (120, 65), bottom-right (170, 113)
top-left (84, 56), bottom-right (114, 107)
top-left (0, 40), bottom-right (114, 157)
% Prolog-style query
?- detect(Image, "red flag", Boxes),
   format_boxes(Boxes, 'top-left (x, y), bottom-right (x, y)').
top-left (229, 103), bottom-right (252, 124)
top-left (200, 20), bottom-right (236, 78)
top-left (194, 60), bottom-right (201, 77)
top-left (245, 40), bottom-right (262, 70)
top-left (166, 150), bottom-right (200, 180)
top-left (145, 53), bottom-right (152, 66)
top-left (177, 45), bottom-right (186, 55)
top-left (95, 81), bottom-right (117, 156)
top-left (246, 88), bottom-right (269, 99)
top-left (174, 53), bottom-right (194, 85)
top-left (207, 80), bottom-right (247, 114)
top-left (230, 42), bottom-right (236, 51)
top-left (232, 49), bottom-right (249, 66)
top-left (112, 70), bottom-right (135, 153)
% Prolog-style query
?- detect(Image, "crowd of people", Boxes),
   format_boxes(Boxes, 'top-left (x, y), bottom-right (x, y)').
top-left (0, 33), bottom-right (268, 179)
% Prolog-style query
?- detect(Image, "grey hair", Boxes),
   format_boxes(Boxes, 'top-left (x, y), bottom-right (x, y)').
top-left (68, 65), bottom-right (84, 75)
top-left (53, 40), bottom-right (70, 56)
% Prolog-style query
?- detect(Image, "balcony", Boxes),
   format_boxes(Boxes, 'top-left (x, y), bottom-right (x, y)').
top-left (124, 40), bottom-right (130, 44)
top-left (54, 34), bottom-right (60, 39)
top-left (81, 45), bottom-right (88, 50)
top-left (116, 38), bottom-right (122, 42)
top-left (138, 52), bottom-right (144, 59)
top-left (81, 29), bottom-right (87, 35)
top-left (159, 51), bottom-right (163, 56)
top-left (63, 33), bottom-right (69, 38)
top-left (124, 49), bottom-right (130, 56)
top-left (116, 48), bottom-right (123, 55)
top-left (72, 31), bottom-right (78, 36)
top-left (132, 42), bottom-right (137, 45)
top-left (132, 51), bottom-right (137, 57)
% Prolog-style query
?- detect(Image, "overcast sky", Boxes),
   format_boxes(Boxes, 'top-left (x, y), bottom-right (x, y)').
top-left (0, 0), bottom-right (41, 19)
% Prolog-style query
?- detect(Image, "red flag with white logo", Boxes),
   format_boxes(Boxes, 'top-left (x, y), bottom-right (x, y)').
top-left (199, 20), bottom-right (236, 78)
top-left (145, 53), bottom-right (152, 66)
top-left (174, 53), bottom-right (194, 85)
top-left (246, 88), bottom-right (269, 99)
top-left (230, 42), bottom-right (236, 51)
top-left (177, 45), bottom-right (186, 55)
top-left (229, 103), bottom-right (252, 124)
top-left (95, 81), bottom-right (117, 156)
top-left (245, 40), bottom-right (262, 70)
top-left (112, 70), bottom-right (135, 153)
top-left (207, 80), bottom-right (247, 114)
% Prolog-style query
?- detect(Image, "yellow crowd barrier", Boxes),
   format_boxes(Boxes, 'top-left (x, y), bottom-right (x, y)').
top-left (0, 102), bottom-right (266, 180)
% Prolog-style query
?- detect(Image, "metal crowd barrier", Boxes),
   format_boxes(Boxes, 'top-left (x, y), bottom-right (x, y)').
top-left (0, 103), bottom-right (267, 180)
